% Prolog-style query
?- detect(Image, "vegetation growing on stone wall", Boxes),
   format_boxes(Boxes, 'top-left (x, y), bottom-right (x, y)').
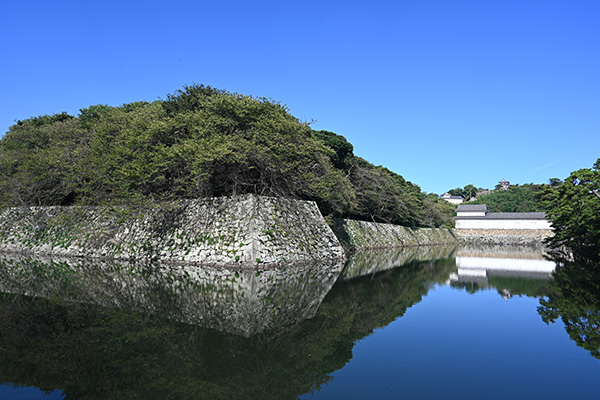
top-left (0, 84), bottom-right (453, 228)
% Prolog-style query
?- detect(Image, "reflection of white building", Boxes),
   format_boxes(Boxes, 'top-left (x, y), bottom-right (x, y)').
top-left (449, 245), bottom-right (557, 289)
top-left (441, 193), bottom-right (464, 205)
top-left (455, 255), bottom-right (556, 278)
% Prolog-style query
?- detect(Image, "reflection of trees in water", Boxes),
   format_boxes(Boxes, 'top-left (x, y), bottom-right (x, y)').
top-left (538, 255), bottom-right (600, 359)
top-left (0, 256), bottom-right (455, 400)
top-left (450, 276), bottom-right (552, 298)
top-left (342, 245), bottom-right (457, 280)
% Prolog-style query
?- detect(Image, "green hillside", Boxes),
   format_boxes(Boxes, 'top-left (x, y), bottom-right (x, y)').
top-left (468, 184), bottom-right (544, 212)
top-left (0, 84), bottom-right (454, 228)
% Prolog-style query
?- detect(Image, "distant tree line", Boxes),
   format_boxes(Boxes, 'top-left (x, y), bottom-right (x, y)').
top-left (467, 184), bottom-right (545, 213)
top-left (0, 84), bottom-right (455, 228)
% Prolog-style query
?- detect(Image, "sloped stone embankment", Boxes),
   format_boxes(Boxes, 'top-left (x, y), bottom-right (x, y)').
top-left (0, 195), bottom-right (457, 267)
top-left (0, 195), bottom-right (343, 267)
top-left (331, 218), bottom-right (457, 252)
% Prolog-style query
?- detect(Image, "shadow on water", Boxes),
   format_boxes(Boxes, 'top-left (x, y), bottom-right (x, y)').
top-left (0, 248), bottom-right (455, 400)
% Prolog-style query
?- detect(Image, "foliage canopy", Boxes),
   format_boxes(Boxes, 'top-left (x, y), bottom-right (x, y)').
top-left (0, 84), bottom-right (454, 227)
top-left (538, 159), bottom-right (600, 260)
top-left (468, 184), bottom-right (544, 213)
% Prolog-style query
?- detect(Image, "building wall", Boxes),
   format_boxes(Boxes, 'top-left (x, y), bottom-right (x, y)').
top-left (455, 219), bottom-right (552, 230)
top-left (456, 211), bottom-right (486, 217)
top-left (444, 198), bottom-right (464, 205)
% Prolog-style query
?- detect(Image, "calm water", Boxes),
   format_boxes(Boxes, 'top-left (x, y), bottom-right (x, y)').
top-left (0, 245), bottom-right (598, 399)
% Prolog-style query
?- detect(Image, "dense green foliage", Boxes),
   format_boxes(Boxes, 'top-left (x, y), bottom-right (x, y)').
top-left (538, 255), bottom-right (600, 359)
top-left (447, 184), bottom-right (478, 201)
top-left (0, 84), bottom-right (453, 227)
top-left (538, 159), bottom-right (600, 260)
top-left (421, 193), bottom-right (457, 228)
top-left (468, 184), bottom-right (544, 212)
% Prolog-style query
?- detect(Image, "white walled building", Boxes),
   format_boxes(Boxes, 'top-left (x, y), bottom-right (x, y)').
top-left (455, 204), bottom-right (552, 231)
top-left (440, 192), bottom-right (464, 205)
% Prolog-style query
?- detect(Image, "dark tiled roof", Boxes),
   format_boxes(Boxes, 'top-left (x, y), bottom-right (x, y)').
top-left (457, 204), bottom-right (487, 212)
top-left (456, 203), bottom-right (547, 220)
top-left (485, 212), bottom-right (547, 219)
top-left (441, 193), bottom-right (463, 199)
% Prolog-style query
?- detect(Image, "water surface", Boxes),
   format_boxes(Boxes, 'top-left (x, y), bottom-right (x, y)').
top-left (0, 245), bottom-right (598, 399)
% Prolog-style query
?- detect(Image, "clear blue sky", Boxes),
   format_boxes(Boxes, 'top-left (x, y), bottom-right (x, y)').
top-left (1, 0), bottom-right (599, 194)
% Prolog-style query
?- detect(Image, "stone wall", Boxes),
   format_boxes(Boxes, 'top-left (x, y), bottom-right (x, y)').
top-left (331, 218), bottom-right (458, 252)
top-left (457, 228), bottom-right (553, 246)
top-left (0, 195), bottom-right (460, 267)
top-left (0, 195), bottom-right (343, 267)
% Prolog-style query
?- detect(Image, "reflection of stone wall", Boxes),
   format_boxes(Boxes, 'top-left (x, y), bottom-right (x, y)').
top-left (457, 244), bottom-right (550, 260)
top-left (342, 245), bottom-right (458, 280)
top-left (457, 229), bottom-right (553, 246)
top-left (0, 195), bottom-right (343, 267)
top-left (0, 255), bottom-right (343, 337)
top-left (331, 219), bottom-right (457, 252)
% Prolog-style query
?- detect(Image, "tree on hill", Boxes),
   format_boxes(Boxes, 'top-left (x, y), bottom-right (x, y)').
top-left (0, 84), bottom-right (454, 228)
top-left (446, 184), bottom-right (478, 201)
top-left (422, 194), bottom-right (457, 228)
top-left (447, 188), bottom-right (464, 198)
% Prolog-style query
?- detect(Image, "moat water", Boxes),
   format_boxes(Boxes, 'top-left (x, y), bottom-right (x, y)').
top-left (0, 245), bottom-right (598, 399)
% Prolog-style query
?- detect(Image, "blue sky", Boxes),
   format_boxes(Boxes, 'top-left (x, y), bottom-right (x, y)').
top-left (1, 0), bottom-right (598, 194)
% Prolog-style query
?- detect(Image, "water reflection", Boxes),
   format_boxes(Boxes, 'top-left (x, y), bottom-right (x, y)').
top-left (1, 246), bottom-right (599, 399)
top-left (538, 254), bottom-right (600, 359)
top-left (450, 244), bottom-right (556, 298)
top-left (0, 255), bottom-right (343, 337)
top-left (0, 249), bottom-right (454, 399)
top-left (341, 244), bottom-right (458, 280)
